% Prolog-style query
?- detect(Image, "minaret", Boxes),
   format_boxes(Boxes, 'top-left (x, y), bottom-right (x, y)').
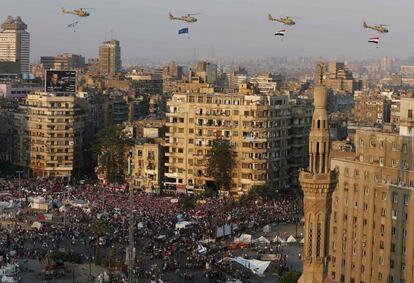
top-left (298, 82), bottom-right (337, 283)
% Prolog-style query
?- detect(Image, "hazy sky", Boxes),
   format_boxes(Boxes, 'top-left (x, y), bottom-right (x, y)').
top-left (2, 0), bottom-right (414, 63)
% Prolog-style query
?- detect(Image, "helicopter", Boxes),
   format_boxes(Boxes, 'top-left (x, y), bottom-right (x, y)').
top-left (61, 7), bottom-right (92, 18)
top-left (169, 13), bottom-right (200, 23)
top-left (363, 21), bottom-right (389, 33)
top-left (268, 14), bottom-right (297, 26)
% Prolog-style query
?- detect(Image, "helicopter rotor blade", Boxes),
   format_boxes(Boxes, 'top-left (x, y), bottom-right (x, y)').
top-left (188, 13), bottom-right (202, 16)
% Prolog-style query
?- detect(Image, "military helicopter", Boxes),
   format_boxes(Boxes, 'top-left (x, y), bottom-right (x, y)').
top-left (363, 21), bottom-right (389, 33)
top-left (268, 14), bottom-right (298, 26)
top-left (169, 13), bottom-right (201, 23)
top-left (61, 7), bottom-right (93, 17)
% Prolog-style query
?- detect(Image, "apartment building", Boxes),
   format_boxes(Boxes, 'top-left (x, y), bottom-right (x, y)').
top-left (14, 93), bottom-right (85, 179)
top-left (165, 92), bottom-right (291, 193)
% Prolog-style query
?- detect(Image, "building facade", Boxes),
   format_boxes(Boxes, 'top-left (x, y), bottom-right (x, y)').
top-left (14, 93), bottom-right (85, 179)
top-left (40, 53), bottom-right (85, 70)
top-left (165, 92), bottom-right (291, 193)
top-left (0, 16), bottom-right (30, 74)
top-left (99, 39), bottom-right (121, 75)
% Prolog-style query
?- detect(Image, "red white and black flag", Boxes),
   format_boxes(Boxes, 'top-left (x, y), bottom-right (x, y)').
top-left (274, 29), bottom-right (287, 36)
top-left (368, 36), bottom-right (380, 44)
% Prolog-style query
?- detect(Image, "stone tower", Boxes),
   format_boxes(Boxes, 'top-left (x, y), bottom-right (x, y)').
top-left (298, 85), bottom-right (337, 283)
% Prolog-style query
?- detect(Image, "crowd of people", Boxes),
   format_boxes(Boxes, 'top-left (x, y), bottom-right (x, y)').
top-left (0, 178), bottom-right (303, 282)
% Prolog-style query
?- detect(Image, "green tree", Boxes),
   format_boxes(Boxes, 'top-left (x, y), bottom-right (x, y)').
top-left (250, 183), bottom-right (280, 201)
top-left (91, 219), bottom-right (109, 263)
top-left (277, 270), bottom-right (301, 283)
top-left (206, 138), bottom-right (235, 192)
top-left (93, 124), bottom-right (132, 184)
top-left (179, 195), bottom-right (196, 210)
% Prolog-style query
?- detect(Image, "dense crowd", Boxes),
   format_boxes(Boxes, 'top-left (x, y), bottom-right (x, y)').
top-left (0, 178), bottom-right (302, 282)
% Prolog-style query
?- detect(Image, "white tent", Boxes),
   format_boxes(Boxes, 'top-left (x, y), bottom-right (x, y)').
top-left (263, 225), bottom-right (271, 233)
top-left (286, 235), bottom-right (297, 243)
top-left (272, 235), bottom-right (285, 243)
top-left (300, 238), bottom-right (305, 244)
top-left (231, 257), bottom-right (271, 277)
top-left (31, 221), bottom-right (42, 230)
top-left (137, 222), bottom-right (144, 229)
top-left (256, 236), bottom-right (270, 244)
top-left (234, 234), bottom-right (252, 244)
top-left (197, 243), bottom-right (207, 254)
top-left (175, 221), bottom-right (195, 229)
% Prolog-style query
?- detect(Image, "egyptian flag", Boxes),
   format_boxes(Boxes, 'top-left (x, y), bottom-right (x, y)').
top-left (368, 37), bottom-right (380, 44)
top-left (275, 29), bottom-right (286, 36)
top-left (178, 28), bottom-right (189, 35)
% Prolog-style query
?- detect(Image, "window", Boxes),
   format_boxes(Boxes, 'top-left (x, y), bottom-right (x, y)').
top-left (404, 194), bottom-right (409, 206)
top-left (392, 210), bottom-right (397, 220)
top-left (409, 109), bottom-right (413, 118)
top-left (393, 193), bottom-right (398, 203)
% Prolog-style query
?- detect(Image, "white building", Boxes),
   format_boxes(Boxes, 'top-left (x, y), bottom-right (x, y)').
top-left (0, 16), bottom-right (30, 74)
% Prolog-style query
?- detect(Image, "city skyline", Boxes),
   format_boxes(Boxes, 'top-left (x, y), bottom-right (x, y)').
top-left (2, 0), bottom-right (414, 63)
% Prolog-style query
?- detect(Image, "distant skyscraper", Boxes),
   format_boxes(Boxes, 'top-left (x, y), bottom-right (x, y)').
top-left (99, 39), bottom-right (121, 75)
top-left (0, 16), bottom-right (30, 74)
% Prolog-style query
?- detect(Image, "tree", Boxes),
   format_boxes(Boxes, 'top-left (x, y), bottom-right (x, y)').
top-left (206, 138), bottom-right (235, 192)
top-left (250, 183), bottom-right (280, 201)
top-left (277, 271), bottom-right (301, 283)
top-left (91, 219), bottom-right (109, 263)
top-left (93, 124), bottom-right (132, 184)
top-left (179, 195), bottom-right (195, 210)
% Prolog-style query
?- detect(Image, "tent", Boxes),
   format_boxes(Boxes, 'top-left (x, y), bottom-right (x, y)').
top-left (300, 238), bottom-right (305, 244)
top-left (197, 243), bottom-right (207, 254)
top-left (286, 235), bottom-right (297, 243)
top-left (272, 235), bottom-right (285, 243)
top-left (231, 257), bottom-right (271, 277)
top-left (31, 221), bottom-right (42, 230)
top-left (175, 221), bottom-right (195, 229)
top-left (256, 236), bottom-right (270, 244)
top-left (234, 234), bottom-right (252, 244)
top-left (263, 225), bottom-right (271, 233)
top-left (137, 222), bottom-right (144, 229)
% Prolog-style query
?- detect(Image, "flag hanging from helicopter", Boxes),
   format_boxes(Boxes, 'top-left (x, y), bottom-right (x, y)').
top-left (274, 29), bottom-right (286, 36)
top-left (368, 37), bottom-right (380, 44)
top-left (178, 28), bottom-right (189, 35)
top-left (66, 21), bottom-right (78, 32)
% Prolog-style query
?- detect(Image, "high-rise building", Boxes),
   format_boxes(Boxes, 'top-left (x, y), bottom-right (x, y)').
top-left (0, 16), bottom-right (30, 74)
top-left (99, 39), bottom-right (121, 75)
top-left (14, 93), bottom-right (86, 179)
top-left (299, 85), bottom-right (337, 283)
top-left (40, 53), bottom-right (85, 70)
top-left (315, 62), bottom-right (359, 93)
top-left (165, 92), bottom-right (291, 193)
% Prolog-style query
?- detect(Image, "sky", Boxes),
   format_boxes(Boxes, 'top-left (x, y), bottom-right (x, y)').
top-left (2, 0), bottom-right (414, 64)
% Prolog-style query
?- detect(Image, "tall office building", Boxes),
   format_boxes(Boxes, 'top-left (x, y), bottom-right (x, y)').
top-left (165, 92), bottom-right (291, 193)
top-left (99, 39), bottom-right (121, 75)
top-left (299, 86), bottom-right (337, 283)
top-left (0, 16), bottom-right (30, 74)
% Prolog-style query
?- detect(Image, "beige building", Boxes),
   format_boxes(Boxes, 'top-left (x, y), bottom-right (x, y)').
top-left (40, 53), bottom-right (85, 70)
top-left (300, 89), bottom-right (414, 282)
top-left (99, 39), bottom-right (121, 75)
top-left (130, 141), bottom-right (164, 191)
top-left (165, 92), bottom-right (291, 193)
top-left (14, 93), bottom-right (85, 179)
top-left (353, 91), bottom-right (391, 125)
top-left (315, 62), bottom-right (358, 93)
